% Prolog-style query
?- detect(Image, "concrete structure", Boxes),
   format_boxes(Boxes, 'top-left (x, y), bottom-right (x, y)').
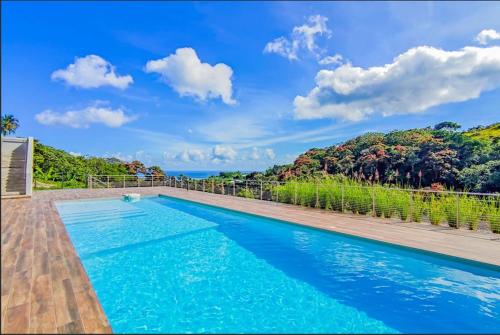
top-left (1, 137), bottom-right (33, 198)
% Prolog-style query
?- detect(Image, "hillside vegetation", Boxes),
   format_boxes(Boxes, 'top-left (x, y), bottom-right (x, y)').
top-left (264, 122), bottom-right (499, 193)
top-left (33, 140), bottom-right (164, 188)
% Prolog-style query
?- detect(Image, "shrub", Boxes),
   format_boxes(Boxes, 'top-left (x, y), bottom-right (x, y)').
top-left (394, 191), bottom-right (411, 221)
top-left (486, 199), bottom-right (500, 233)
top-left (411, 193), bottom-right (426, 222)
top-left (428, 195), bottom-right (444, 225)
top-left (460, 196), bottom-right (482, 230)
top-left (443, 195), bottom-right (460, 228)
top-left (237, 187), bottom-right (255, 199)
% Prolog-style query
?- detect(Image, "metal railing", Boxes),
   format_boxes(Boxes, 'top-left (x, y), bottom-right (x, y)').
top-left (87, 175), bottom-right (500, 233)
top-left (88, 175), bottom-right (168, 189)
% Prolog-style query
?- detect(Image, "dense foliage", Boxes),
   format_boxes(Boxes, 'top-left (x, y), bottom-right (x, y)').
top-left (264, 123), bottom-right (499, 192)
top-left (33, 140), bottom-right (165, 188)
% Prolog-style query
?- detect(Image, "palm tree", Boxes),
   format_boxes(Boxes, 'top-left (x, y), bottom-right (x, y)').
top-left (1, 114), bottom-right (20, 136)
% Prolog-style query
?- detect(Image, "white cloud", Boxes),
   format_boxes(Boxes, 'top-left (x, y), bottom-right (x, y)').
top-left (51, 55), bottom-right (133, 89)
top-left (69, 152), bottom-right (82, 157)
top-left (175, 148), bottom-right (207, 162)
top-left (212, 145), bottom-right (237, 162)
top-left (294, 46), bottom-right (500, 121)
top-left (475, 29), bottom-right (500, 45)
top-left (264, 148), bottom-right (276, 160)
top-left (145, 47), bottom-right (236, 105)
top-left (319, 54), bottom-right (343, 66)
top-left (35, 102), bottom-right (136, 128)
top-left (264, 15), bottom-right (331, 60)
top-left (249, 147), bottom-right (260, 160)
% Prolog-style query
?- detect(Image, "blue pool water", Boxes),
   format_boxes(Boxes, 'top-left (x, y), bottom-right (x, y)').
top-left (56, 196), bottom-right (500, 333)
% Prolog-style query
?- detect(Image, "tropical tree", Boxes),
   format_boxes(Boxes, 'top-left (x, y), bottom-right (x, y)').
top-left (1, 114), bottom-right (19, 136)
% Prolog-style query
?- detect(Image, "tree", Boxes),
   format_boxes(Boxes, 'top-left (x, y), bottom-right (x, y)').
top-left (1, 114), bottom-right (19, 136)
top-left (125, 160), bottom-right (146, 175)
top-left (434, 121), bottom-right (461, 131)
top-left (146, 165), bottom-right (165, 176)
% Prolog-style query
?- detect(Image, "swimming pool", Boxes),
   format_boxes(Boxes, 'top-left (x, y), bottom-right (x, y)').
top-left (56, 195), bottom-right (500, 333)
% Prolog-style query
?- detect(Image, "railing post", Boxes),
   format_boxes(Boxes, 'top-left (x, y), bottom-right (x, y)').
top-left (187, 180), bottom-right (189, 191)
top-left (203, 180), bottom-right (205, 192)
top-left (88, 175), bottom-right (92, 189)
top-left (221, 181), bottom-right (224, 195)
top-left (409, 190), bottom-right (414, 221)
top-left (212, 179), bottom-right (214, 193)
top-left (137, 176), bottom-right (140, 188)
top-left (107, 176), bottom-right (110, 188)
top-left (294, 183), bottom-right (298, 205)
top-left (233, 181), bottom-right (236, 196)
top-left (194, 179), bottom-right (197, 191)
top-left (315, 181), bottom-right (319, 208)
top-left (341, 184), bottom-right (344, 213)
top-left (123, 175), bottom-right (125, 188)
top-left (456, 193), bottom-right (460, 229)
top-left (151, 176), bottom-right (154, 187)
top-left (372, 188), bottom-right (376, 217)
top-left (260, 181), bottom-right (263, 200)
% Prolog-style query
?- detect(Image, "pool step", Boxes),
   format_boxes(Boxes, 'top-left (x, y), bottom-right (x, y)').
top-left (59, 207), bottom-right (143, 219)
top-left (62, 209), bottom-right (147, 225)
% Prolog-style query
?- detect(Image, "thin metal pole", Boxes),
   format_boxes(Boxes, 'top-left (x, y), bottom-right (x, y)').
top-left (203, 180), bottom-right (205, 192)
top-left (195, 179), bottom-right (197, 191)
top-left (456, 194), bottom-right (460, 229)
top-left (107, 176), bottom-right (110, 188)
top-left (212, 179), bottom-right (215, 193)
top-left (221, 181), bottom-right (224, 195)
top-left (137, 177), bottom-right (140, 188)
top-left (372, 188), bottom-right (376, 217)
top-left (294, 183), bottom-right (298, 205)
top-left (151, 176), bottom-right (154, 187)
top-left (187, 180), bottom-right (189, 191)
top-left (341, 185), bottom-right (344, 213)
top-left (276, 182), bottom-right (279, 202)
top-left (315, 181), bottom-right (319, 208)
top-left (233, 181), bottom-right (236, 196)
top-left (260, 181), bottom-right (263, 200)
top-left (123, 175), bottom-right (125, 188)
top-left (409, 190), bottom-right (414, 221)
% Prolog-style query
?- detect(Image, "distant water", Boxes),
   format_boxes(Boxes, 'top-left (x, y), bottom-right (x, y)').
top-left (167, 171), bottom-right (255, 179)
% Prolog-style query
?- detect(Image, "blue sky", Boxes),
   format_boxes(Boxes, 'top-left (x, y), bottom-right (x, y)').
top-left (3, 1), bottom-right (500, 171)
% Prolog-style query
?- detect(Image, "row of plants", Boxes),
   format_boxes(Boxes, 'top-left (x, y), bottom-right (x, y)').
top-left (226, 177), bottom-right (500, 233)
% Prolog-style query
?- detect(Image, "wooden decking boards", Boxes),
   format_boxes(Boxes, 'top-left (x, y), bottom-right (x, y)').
top-left (1, 187), bottom-right (499, 334)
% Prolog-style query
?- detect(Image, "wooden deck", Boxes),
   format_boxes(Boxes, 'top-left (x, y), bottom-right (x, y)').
top-left (2, 187), bottom-right (499, 334)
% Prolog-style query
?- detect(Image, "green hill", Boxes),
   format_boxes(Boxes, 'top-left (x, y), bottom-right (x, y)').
top-left (264, 122), bottom-right (499, 192)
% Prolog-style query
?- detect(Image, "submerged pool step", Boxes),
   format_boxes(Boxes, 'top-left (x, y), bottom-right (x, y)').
top-left (59, 208), bottom-right (143, 219)
top-left (58, 206), bottom-right (139, 218)
top-left (62, 210), bottom-right (147, 225)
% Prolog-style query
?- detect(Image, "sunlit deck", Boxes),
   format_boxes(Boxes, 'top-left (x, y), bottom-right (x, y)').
top-left (2, 187), bottom-right (499, 333)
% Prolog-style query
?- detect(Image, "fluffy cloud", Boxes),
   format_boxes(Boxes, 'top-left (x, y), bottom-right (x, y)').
top-left (212, 145), bottom-right (237, 162)
top-left (145, 47), bottom-right (236, 105)
top-left (264, 148), bottom-right (276, 160)
top-left (319, 54), bottom-right (343, 66)
top-left (35, 103), bottom-right (136, 128)
top-left (176, 148), bottom-right (207, 162)
top-left (475, 29), bottom-right (500, 45)
top-left (294, 46), bottom-right (500, 121)
top-left (249, 147), bottom-right (260, 160)
top-left (51, 55), bottom-right (133, 89)
top-left (264, 15), bottom-right (331, 60)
